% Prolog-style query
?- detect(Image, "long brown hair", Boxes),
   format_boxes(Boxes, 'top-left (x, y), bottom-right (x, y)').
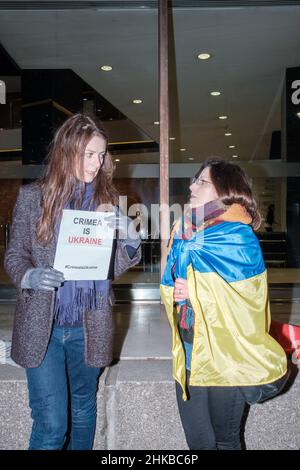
top-left (194, 158), bottom-right (261, 230)
top-left (37, 113), bottom-right (118, 245)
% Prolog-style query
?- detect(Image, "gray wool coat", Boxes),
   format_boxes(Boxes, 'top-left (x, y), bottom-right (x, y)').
top-left (4, 182), bottom-right (141, 369)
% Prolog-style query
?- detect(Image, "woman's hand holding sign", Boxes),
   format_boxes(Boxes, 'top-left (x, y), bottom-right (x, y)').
top-left (22, 267), bottom-right (65, 291)
top-left (104, 212), bottom-right (141, 253)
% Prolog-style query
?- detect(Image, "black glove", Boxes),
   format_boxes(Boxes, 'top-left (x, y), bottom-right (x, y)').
top-left (22, 267), bottom-right (65, 291)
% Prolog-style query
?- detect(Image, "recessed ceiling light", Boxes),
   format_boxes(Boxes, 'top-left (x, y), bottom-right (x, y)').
top-left (133, 99), bottom-right (142, 104)
top-left (97, 109), bottom-right (102, 112)
top-left (232, 155), bottom-right (239, 158)
top-left (115, 159), bottom-right (120, 162)
top-left (83, 98), bottom-right (88, 101)
top-left (154, 121), bottom-right (160, 125)
top-left (228, 145), bottom-right (236, 149)
top-left (218, 115), bottom-right (228, 120)
top-left (197, 53), bottom-right (211, 60)
top-left (169, 137), bottom-right (175, 141)
top-left (297, 112), bottom-right (300, 118)
top-left (180, 148), bottom-right (186, 152)
top-left (210, 91), bottom-right (221, 96)
top-left (188, 157), bottom-right (194, 161)
top-left (100, 65), bottom-right (113, 71)
top-left (225, 132), bottom-right (232, 136)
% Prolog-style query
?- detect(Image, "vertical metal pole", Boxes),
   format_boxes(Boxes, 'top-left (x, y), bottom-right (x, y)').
top-left (159, 0), bottom-right (170, 278)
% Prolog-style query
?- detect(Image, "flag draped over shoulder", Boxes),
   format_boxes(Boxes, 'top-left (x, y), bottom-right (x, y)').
top-left (160, 200), bottom-right (287, 400)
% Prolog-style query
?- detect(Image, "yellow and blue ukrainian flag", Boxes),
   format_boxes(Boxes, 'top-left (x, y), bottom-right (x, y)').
top-left (160, 202), bottom-right (287, 399)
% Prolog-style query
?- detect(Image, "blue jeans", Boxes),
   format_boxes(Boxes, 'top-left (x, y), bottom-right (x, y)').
top-left (176, 374), bottom-right (246, 450)
top-left (26, 325), bottom-right (101, 450)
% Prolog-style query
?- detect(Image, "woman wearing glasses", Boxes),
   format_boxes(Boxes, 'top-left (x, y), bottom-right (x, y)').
top-left (160, 158), bottom-right (287, 450)
top-left (4, 114), bottom-right (141, 449)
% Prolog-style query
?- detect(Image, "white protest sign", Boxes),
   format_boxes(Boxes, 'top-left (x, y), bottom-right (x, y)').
top-left (53, 210), bottom-right (115, 280)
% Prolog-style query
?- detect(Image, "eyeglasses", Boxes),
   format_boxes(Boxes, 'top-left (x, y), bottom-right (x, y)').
top-left (192, 177), bottom-right (213, 186)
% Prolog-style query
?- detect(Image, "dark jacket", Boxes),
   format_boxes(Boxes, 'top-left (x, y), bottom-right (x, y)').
top-left (4, 182), bottom-right (141, 368)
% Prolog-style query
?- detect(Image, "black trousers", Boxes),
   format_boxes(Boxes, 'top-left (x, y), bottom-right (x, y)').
top-left (176, 376), bottom-right (246, 450)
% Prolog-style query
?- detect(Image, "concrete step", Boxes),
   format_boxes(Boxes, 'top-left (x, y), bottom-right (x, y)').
top-left (1, 359), bottom-right (300, 450)
top-left (113, 283), bottom-right (160, 302)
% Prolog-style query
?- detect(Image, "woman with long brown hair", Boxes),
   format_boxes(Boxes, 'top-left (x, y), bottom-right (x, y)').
top-left (161, 158), bottom-right (287, 450)
top-left (4, 113), bottom-right (141, 450)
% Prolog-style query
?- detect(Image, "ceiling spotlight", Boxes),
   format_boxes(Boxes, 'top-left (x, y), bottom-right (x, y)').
top-left (210, 91), bottom-right (221, 96)
top-left (100, 65), bottom-right (113, 71)
top-left (82, 98), bottom-right (88, 101)
top-left (228, 145), bottom-right (236, 149)
top-left (180, 148), bottom-right (186, 152)
top-left (133, 99), bottom-right (142, 104)
top-left (115, 158), bottom-right (120, 162)
top-left (169, 137), bottom-right (176, 141)
top-left (197, 53), bottom-right (211, 60)
top-left (232, 155), bottom-right (239, 158)
top-left (218, 115), bottom-right (228, 120)
top-left (297, 112), bottom-right (300, 118)
top-left (188, 157), bottom-right (194, 161)
top-left (154, 121), bottom-right (160, 125)
top-left (225, 132), bottom-right (232, 136)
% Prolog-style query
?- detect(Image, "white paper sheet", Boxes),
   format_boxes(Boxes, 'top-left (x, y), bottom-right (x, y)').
top-left (53, 209), bottom-right (115, 280)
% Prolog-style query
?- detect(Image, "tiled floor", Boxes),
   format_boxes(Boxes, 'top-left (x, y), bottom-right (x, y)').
top-left (113, 303), bottom-right (171, 359)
